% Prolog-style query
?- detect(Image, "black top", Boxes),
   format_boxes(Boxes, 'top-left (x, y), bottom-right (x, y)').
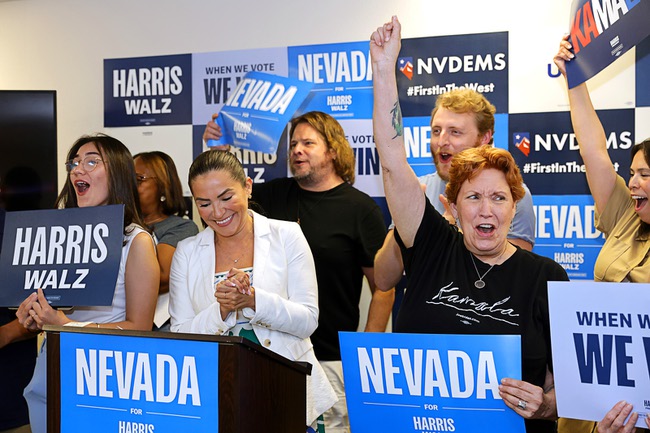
top-left (395, 200), bottom-right (568, 433)
top-left (253, 178), bottom-right (386, 360)
top-left (0, 208), bottom-right (37, 430)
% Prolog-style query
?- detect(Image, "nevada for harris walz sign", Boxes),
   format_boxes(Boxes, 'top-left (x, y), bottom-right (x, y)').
top-left (0, 205), bottom-right (124, 307)
top-left (60, 332), bottom-right (219, 433)
top-left (339, 332), bottom-right (525, 433)
top-left (208, 71), bottom-right (313, 154)
top-left (566, 0), bottom-right (650, 88)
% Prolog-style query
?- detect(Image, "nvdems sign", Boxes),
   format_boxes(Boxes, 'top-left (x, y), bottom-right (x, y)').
top-left (397, 32), bottom-right (509, 117)
top-left (339, 332), bottom-right (525, 433)
top-left (60, 332), bottom-right (219, 433)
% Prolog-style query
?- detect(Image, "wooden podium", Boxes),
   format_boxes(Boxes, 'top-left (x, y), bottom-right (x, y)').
top-left (45, 326), bottom-right (311, 433)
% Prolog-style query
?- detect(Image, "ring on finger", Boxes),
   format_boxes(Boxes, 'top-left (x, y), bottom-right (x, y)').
top-left (517, 400), bottom-right (527, 410)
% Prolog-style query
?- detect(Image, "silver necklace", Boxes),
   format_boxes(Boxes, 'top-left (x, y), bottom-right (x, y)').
top-left (469, 248), bottom-right (507, 289)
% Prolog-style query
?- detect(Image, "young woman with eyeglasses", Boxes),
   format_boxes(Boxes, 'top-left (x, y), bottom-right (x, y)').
top-left (16, 134), bottom-right (159, 433)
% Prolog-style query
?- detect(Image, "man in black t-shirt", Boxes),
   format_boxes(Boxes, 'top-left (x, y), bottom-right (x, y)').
top-left (204, 111), bottom-right (392, 433)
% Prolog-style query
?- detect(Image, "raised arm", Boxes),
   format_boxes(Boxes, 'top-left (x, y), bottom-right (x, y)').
top-left (370, 16), bottom-right (425, 247)
top-left (554, 35), bottom-right (617, 213)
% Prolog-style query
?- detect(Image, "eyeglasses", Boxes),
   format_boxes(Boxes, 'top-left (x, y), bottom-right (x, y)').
top-left (136, 175), bottom-right (157, 185)
top-left (65, 156), bottom-right (103, 173)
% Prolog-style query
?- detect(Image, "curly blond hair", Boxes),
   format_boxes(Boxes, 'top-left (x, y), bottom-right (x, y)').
top-left (431, 88), bottom-right (496, 144)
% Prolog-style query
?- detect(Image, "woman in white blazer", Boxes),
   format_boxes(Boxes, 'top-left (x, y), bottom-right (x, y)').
top-left (169, 150), bottom-right (336, 432)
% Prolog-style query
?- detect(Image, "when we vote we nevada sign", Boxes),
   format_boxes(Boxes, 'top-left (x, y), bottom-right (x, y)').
top-left (549, 281), bottom-right (650, 428)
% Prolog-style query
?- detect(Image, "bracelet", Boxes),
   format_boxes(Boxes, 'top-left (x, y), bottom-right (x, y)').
top-left (63, 321), bottom-right (92, 328)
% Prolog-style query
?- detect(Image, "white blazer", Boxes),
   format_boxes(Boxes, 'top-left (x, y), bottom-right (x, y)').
top-left (169, 210), bottom-right (336, 425)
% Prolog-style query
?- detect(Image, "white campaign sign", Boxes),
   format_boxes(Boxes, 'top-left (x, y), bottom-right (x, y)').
top-left (548, 281), bottom-right (650, 428)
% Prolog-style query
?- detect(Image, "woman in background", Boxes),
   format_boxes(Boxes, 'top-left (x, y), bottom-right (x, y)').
top-left (134, 151), bottom-right (198, 330)
top-left (554, 36), bottom-right (650, 282)
top-left (169, 150), bottom-right (336, 432)
top-left (16, 134), bottom-right (159, 433)
top-left (370, 17), bottom-right (568, 433)
top-left (554, 35), bottom-right (650, 433)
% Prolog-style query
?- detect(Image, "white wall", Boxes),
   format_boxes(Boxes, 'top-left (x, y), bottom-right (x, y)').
top-left (1, 0), bottom-right (573, 187)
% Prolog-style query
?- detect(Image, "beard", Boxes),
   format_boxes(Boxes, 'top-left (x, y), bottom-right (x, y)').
top-left (433, 154), bottom-right (451, 182)
top-left (432, 137), bottom-right (488, 182)
top-left (290, 159), bottom-right (333, 188)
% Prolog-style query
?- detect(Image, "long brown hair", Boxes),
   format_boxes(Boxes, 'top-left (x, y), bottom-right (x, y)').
top-left (290, 111), bottom-right (356, 184)
top-left (58, 134), bottom-right (146, 234)
top-left (134, 151), bottom-right (188, 217)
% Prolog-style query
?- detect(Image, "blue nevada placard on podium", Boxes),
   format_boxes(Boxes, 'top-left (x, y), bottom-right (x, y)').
top-left (0, 205), bottom-right (124, 307)
top-left (340, 332), bottom-right (525, 433)
top-left (60, 332), bottom-right (219, 433)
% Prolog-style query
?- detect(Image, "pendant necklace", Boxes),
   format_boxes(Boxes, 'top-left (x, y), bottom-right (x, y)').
top-left (215, 224), bottom-right (253, 266)
top-left (469, 247), bottom-right (507, 289)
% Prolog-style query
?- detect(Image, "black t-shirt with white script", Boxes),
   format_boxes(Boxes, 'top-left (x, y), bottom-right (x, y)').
top-left (395, 201), bottom-right (568, 433)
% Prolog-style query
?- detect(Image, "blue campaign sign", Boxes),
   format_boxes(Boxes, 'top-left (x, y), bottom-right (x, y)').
top-left (104, 54), bottom-right (192, 127)
top-left (636, 36), bottom-right (650, 107)
top-left (192, 125), bottom-right (289, 186)
top-left (509, 109), bottom-right (633, 195)
top-left (0, 205), bottom-right (124, 307)
top-left (532, 195), bottom-right (604, 280)
top-left (398, 32), bottom-right (509, 117)
top-left (566, 0), bottom-right (650, 88)
top-left (288, 41), bottom-right (374, 119)
top-left (209, 71), bottom-right (313, 155)
top-left (60, 332), bottom-right (219, 433)
top-left (403, 116), bottom-right (435, 177)
top-left (339, 332), bottom-right (525, 433)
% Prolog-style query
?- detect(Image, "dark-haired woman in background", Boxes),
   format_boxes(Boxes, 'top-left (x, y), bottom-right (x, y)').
top-left (134, 151), bottom-right (198, 330)
top-left (16, 134), bottom-right (159, 433)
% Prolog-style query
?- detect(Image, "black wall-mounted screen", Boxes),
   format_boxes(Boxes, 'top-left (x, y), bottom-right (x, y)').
top-left (0, 90), bottom-right (58, 211)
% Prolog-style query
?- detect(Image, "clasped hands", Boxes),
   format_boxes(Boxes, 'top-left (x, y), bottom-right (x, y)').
top-left (215, 268), bottom-right (255, 319)
top-left (16, 288), bottom-right (70, 332)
